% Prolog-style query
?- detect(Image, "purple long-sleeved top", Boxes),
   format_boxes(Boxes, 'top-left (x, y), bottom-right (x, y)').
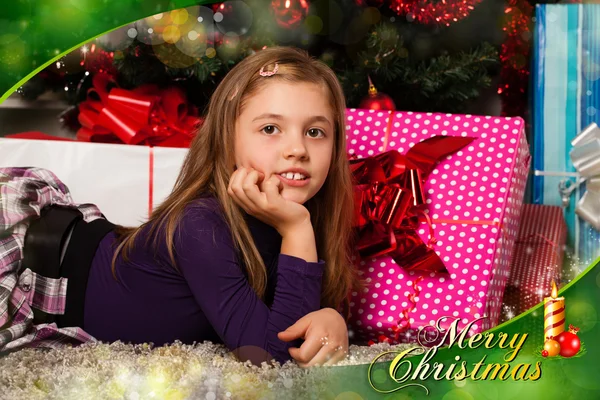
top-left (83, 196), bottom-right (324, 365)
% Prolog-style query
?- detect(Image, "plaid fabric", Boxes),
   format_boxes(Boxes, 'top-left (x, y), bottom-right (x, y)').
top-left (0, 167), bottom-right (104, 353)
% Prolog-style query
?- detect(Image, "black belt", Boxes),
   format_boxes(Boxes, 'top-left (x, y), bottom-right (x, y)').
top-left (23, 205), bottom-right (115, 328)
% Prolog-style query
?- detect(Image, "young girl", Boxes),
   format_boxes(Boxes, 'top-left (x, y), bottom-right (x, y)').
top-left (0, 47), bottom-right (361, 367)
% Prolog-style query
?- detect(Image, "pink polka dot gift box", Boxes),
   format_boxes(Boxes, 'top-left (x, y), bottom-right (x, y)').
top-left (344, 109), bottom-right (531, 345)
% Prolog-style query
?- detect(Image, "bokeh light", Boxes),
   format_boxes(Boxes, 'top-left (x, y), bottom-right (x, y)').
top-left (176, 25), bottom-right (209, 58)
top-left (135, 15), bottom-right (166, 45)
top-left (567, 301), bottom-right (597, 333)
top-left (96, 24), bottom-right (136, 51)
top-left (304, 15), bottom-right (323, 35)
top-left (584, 60), bottom-right (600, 82)
top-left (308, 0), bottom-right (343, 37)
top-left (363, 7), bottom-right (382, 25)
top-left (0, 37), bottom-right (27, 69)
top-left (222, 32), bottom-right (241, 49)
top-left (206, 47), bottom-right (217, 58)
top-left (171, 8), bottom-right (190, 25)
top-left (135, 7), bottom-right (201, 46)
top-left (0, 0), bottom-right (31, 45)
top-left (39, 5), bottom-right (89, 35)
top-left (442, 388), bottom-right (474, 400)
top-left (370, 368), bottom-right (388, 385)
top-left (0, 21), bottom-right (30, 47)
top-left (162, 25), bottom-right (181, 44)
top-left (214, 1), bottom-right (254, 36)
top-left (335, 391), bottom-right (364, 400)
top-left (68, 0), bottom-right (107, 13)
top-left (153, 42), bottom-right (196, 68)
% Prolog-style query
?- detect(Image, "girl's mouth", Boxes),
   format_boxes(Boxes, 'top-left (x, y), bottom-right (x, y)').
top-left (276, 174), bottom-right (311, 187)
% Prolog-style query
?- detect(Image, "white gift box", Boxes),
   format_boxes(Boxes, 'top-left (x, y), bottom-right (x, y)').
top-left (0, 138), bottom-right (188, 227)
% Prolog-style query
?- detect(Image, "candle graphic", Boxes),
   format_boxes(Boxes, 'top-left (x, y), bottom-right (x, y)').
top-left (544, 280), bottom-right (565, 340)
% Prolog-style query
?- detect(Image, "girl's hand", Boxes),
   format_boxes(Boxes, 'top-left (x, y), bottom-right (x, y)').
top-left (277, 308), bottom-right (349, 368)
top-left (227, 167), bottom-right (311, 236)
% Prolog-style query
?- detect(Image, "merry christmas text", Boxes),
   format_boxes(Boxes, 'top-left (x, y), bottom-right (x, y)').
top-left (368, 317), bottom-right (541, 395)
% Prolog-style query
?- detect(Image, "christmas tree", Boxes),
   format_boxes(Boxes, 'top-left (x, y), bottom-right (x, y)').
top-left (17, 0), bottom-right (540, 132)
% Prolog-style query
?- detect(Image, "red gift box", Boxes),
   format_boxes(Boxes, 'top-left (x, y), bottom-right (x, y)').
top-left (501, 204), bottom-right (567, 321)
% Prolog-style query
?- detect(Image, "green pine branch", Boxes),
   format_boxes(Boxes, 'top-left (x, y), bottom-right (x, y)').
top-left (338, 23), bottom-right (499, 113)
top-left (191, 57), bottom-right (223, 82)
top-left (402, 42), bottom-right (498, 110)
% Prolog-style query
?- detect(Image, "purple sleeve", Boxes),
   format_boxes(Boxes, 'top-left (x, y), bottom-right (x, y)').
top-left (174, 205), bottom-right (324, 365)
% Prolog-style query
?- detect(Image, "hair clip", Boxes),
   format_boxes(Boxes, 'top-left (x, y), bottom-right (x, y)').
top-left (259, 63), bottom-right (279, 77)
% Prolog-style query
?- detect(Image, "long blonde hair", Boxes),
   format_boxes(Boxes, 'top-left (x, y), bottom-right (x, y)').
top-left (112, 46), bottom-right (363, 316)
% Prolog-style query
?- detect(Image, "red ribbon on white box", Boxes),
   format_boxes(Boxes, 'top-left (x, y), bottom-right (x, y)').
top-left (0, 136), bottom-right (190, 226)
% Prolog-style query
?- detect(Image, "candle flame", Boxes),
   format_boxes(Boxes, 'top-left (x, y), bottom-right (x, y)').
top-left (551, 280), bottom-right (558, 298)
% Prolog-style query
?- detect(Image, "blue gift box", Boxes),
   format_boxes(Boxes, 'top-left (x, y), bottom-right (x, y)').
top-left (532, 3), bottom-right (600, 264)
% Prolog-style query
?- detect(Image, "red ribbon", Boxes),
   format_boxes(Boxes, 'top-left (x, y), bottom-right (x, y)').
top-left (368, 275), bottom-right (425, 346)
top-left (350, 135), bottom-right (475, 274)
top-left (77, 73), bottom-right (203, 148)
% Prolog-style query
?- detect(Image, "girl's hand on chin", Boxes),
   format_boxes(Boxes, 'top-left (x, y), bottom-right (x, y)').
top-left (228, 166), bottom-right (311, 236)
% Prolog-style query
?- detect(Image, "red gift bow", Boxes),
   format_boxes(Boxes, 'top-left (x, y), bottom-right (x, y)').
top-left (77, 73), bottom-right (203, 148)
top-left (350, 135), bottom-right (475, 274)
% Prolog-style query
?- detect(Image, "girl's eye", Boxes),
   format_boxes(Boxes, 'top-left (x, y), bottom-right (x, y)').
top-left (307, 128), bottom-right (325, 138)
top-left (261, 125), bottom-right (280, 135)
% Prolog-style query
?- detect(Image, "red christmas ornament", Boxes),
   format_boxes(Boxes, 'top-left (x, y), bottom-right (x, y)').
top-left (271, 0), bottom-right (309, 28)
top-left (389, 0), bottom-right (483, 27)
top-left (556, 325), bottom-right (581, 358)
top-left (211, 2), bottom-right (232, 13)
top-left (81, 43), bottom-right (117, 76)
top-left (359, 76), bottom-right (396, 111)
top-left (541, 349), bottom-right (548, 357)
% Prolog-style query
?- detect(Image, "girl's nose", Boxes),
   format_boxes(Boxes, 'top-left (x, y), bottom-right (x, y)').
top-left (283, 133), bottom-right (309, 160)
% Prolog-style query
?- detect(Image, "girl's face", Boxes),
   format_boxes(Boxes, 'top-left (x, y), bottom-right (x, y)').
top-left (234, 81), bottom-right (335, 204)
